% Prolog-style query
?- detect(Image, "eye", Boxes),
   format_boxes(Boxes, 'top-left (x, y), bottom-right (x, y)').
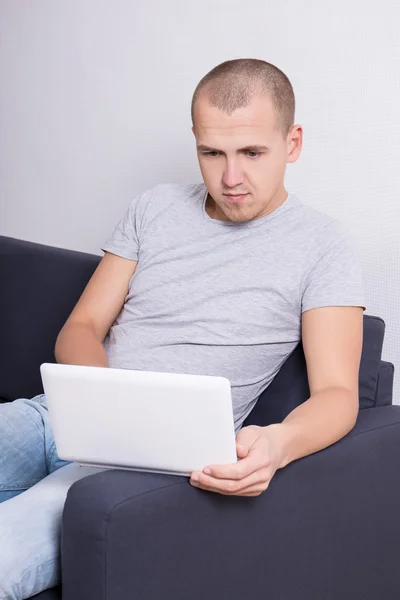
top-left (247, 151), bottom-right (260, 158)
top-left (203, 151), bottom-right (220, 157)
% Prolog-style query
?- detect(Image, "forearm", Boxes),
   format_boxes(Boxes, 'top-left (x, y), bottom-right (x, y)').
top-left (55, 321), bottom-right (109, 367)
top-left (273, 387), bottom-right (359, 468)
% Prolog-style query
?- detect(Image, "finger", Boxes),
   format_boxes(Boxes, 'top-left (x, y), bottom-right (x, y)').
top-left (236, 443), bottom-right (249, 459)
top-left (191, 467), bottom-right (271, 495)
top-left (235, 427), bottom-right (260, 455)
top-left (191, 479), bottom-right (268, 497)
top-left (238, 466), bottom-right (277, 496)
top-left (204, 480), bottom-right (271, 498)
top-left (239, 480), bottom-right (271, 496)
top-left (205, 451), bottom-right (267, 481)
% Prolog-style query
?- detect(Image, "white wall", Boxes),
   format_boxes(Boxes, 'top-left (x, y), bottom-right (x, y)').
top-left (1, 1), bottom-right (399, 398)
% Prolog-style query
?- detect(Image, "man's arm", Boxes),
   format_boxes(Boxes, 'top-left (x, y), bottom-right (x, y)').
top-left (277, 305), bottom-right (363, 466)
top-left (190, 305), bottom-right (364, 496)
top-left (55, 252), bottom-right (137, 367)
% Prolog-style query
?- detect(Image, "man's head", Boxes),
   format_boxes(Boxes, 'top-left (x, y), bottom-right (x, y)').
top-left (191, 58), bottom-right (302, 222)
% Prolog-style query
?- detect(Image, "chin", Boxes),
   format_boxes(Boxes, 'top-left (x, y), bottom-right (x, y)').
top-left (223, 209), bottom-right (254, 223)
top-left (221, 202), bottom-right (256, 223)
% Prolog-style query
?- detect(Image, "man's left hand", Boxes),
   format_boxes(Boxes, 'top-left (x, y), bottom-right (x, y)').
top-left (190, 424), bottom-right (289, 497)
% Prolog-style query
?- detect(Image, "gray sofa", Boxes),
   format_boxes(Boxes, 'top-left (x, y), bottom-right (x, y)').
top-left (1, 235), bottom-right (399, 600)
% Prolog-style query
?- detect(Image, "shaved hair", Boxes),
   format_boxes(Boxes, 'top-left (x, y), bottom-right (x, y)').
top-left (191, 58), bottom-right (295, 136)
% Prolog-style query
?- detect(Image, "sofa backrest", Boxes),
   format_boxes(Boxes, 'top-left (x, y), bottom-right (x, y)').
top-left (0, 236), bottom-right (100, 401)
top-left (0, 236), bottom-right (394, 422)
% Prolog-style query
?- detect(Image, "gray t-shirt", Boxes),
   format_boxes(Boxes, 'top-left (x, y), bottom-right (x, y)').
top-left (102, 183), bottom-right (365, 431)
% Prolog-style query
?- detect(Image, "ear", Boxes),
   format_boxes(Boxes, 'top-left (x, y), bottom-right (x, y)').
top-left (287, 124), bottom-right (303, 164)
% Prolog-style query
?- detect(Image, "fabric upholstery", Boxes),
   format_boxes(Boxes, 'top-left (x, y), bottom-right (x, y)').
top-left (62, 406), bottom-right (400, 600)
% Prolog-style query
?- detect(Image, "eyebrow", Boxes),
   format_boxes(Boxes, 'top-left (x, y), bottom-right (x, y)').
top-left (197, 144), bottom-right (269, 153)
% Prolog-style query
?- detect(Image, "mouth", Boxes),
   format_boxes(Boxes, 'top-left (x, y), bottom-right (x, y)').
top-left (223, 193), bottom-right (249, 203)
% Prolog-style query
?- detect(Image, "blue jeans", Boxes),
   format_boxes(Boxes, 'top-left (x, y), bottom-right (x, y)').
top-left (0, 395), bottom-right (99, 599)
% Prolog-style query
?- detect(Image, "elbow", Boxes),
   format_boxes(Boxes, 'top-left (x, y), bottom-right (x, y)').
top-left (344, 390), bottom-right (360, 433)
top-left (54, 319), bottom-right (78, 362)
top-left (54, 326), bottom-right (66, 363)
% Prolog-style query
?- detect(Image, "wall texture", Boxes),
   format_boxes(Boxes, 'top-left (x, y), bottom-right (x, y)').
top-left (1, 1), bottom-right (399, 398)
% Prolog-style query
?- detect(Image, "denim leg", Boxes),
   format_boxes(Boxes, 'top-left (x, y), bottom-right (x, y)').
top-left (0, 395), bottom-right (69, 502)
top-left (0, 395), bottom-right (103, 598)
top-left (0, 462), bottom-right (101, 600)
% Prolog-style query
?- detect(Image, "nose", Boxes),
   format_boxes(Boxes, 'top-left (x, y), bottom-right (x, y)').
top-left (222, 158), bottom-right (244, 189)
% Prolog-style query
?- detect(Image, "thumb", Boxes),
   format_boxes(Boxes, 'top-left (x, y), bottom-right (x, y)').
top-left (236, 443), bottom-right (249, 459)
top-left (236, 427), bottom-right (258, 458)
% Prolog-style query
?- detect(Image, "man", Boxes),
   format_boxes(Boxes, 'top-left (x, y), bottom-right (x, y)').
top-left (0, 58), bottom-right (365, 598)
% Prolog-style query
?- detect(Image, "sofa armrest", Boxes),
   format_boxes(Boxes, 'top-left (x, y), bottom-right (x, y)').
top-left (62, 406), bottom-right (400, 600)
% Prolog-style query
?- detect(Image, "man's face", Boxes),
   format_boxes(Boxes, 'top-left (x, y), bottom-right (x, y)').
top-left (193, 93), bottom-right (302, 222)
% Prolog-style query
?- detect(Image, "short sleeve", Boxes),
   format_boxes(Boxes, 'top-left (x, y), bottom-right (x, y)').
top-left (101, 189), bottom-right (153, 261)
top-left (301, 221), bottom-right (366, 313)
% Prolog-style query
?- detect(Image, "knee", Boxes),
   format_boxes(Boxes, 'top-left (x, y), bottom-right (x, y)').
top-left (0, 399), bottom-right (48, 493)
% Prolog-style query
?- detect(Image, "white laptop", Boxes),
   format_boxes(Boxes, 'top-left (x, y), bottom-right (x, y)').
top-left (40, 363), bottom-right (237, 476)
